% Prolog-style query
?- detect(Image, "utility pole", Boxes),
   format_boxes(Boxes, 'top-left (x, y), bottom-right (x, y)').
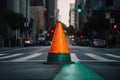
top-left (25, 0), bottom-right (29, 39)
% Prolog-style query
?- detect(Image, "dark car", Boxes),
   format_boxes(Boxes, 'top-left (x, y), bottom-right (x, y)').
top-left (92, 39), bottom-right (107, 47)
top-left (79, 39), bottom-right (92, 46)
top-left (75, 38), bottom-right (92, 46)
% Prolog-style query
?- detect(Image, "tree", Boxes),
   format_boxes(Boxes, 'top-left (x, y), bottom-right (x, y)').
top-left (86, 12), bottom-right (108, 29)
top-left (67, 25), bottom-right (74, 35)
top-left (4, 11), bottom-right (26, 31)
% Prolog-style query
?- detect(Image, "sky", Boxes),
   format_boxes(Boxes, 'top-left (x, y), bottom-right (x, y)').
top-left (58, 0), bottom-right (75, 27)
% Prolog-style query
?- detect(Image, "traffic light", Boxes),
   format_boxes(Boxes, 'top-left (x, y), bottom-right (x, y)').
top-left (51, 29), bottom-right (54, 33)
top-left (80, 35), bottom-right (83, 39)
top-left (113, 24), bottom-right (117, 30)
top-left (77, 5), bottom-right (82, 13)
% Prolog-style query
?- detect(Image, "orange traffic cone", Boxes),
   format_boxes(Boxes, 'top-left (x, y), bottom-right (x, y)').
top-left (47, 22), bottom-right (71, 63)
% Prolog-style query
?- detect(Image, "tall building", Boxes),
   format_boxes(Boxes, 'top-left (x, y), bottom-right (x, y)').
top-left (75, 0), bottom-right (87, 32)
top-left (7, 0), bottom-right (31, 39)
top-left (75, 0), bottom-right (120, 32)
top-left (69, 3), bottom-right (75, 28)
top-left (83, 0), bottom-right (120, 41)
top-left (114, 0), bottom-right (120, 8)
top-left (45, 0), bottom-right (58, 31)
top-left (30, 0), bottom-right (46, 35)
top-left (85, 0), bottom-right (120, 10)
top-left (0, 0), bottom-right (33, 47)
top-left (0, 0), bottom-right (8, 47)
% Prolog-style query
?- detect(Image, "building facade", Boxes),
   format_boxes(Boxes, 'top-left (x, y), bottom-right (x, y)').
top-left (0, 0), bottom-right (8, 47)
top-left (69, 3), bottom-right (75, 28)
top-left (30, 0), bottom-right (58, 39)
top-left (0, 0), bottom-right (34, 47)
top-left (0, 0), bottom-right (58, 47)
top-left (84, 0), bottom-right (120, 45)
top-left (31, 6), bottom-right (45, 34)
top-left (45, 0), bottom-right (58, 31)
top-left (30, 0), bottom-right (46, 34)
top-left (75, 0), bottom-right (87, 32)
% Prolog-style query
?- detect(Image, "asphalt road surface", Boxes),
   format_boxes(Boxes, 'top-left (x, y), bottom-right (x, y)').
top-left (0, 46), bottom-right (120, 80)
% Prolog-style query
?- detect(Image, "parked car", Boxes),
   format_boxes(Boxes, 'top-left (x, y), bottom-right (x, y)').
top-left (92, 39), bottom-right (107, 47)
top-left (76, 38), bottom-right (92, 46)
top-left (23, 39), bottom-right (34, 46)
top-left (44, 41), bottom-right (52, 46)
top-left (79, 39), bottom-right (92, 46)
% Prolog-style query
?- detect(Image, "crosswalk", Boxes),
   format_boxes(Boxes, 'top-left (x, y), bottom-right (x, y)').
top-left (0, 53), bottom-right (23, 60)
top-left (105, 54), bottom-right (120, 59)
top-left (0, 52), bottom-right (120, 62)
top-left (84, 53), bottom-right (114, 61)
top-left (11, 53), bottom-right (43, 62)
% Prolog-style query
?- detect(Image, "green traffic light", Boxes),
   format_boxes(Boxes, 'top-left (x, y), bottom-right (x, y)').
top-left (77, 9), bottom-right (81, 13)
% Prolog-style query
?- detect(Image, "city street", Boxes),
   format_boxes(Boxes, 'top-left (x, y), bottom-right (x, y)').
top-left (0, 46), bottom-right (120, 80)
top-left (1, 0), bottom-right (120, 80)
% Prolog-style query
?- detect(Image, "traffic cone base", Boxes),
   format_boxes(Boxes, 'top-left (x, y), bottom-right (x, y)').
top-left (47, 53), bottom-right (72, 64)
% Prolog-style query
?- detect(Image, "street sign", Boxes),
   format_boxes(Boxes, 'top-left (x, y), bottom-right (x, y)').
top-left (110, 18), bottom-right (115, 24)
top-left (105, 13), bottom-right (110, 19)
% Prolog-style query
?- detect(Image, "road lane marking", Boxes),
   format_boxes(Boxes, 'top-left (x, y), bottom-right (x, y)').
top-left (0, 48), bottom-right (26, 53)
top-left (0, 54), bottom-right (23, 59)
top-left (0, 60), bottom-right (46, 62)
top-left (54, 62), bottom-right (104, 80)
top-left (1, 52), bottom-right (119, 62)
top-left (0, 47), bottom-right (48, 53)
top-left (71, 53), bottom-right (80, 62)
top-left (29, 47), bottom-right (48, 54)
top-left (87, 47), bottom-right (97, 54)
top-left (11, 53), bottom-right (43, 61)
top-left (0, 60), bottom-right (120, 63)
top-left (85, 53), bottom-right (115, 61)
top-left (105, 54), bottom-right (120, 58)
top-left (79, 60), bottom-right (120, 62)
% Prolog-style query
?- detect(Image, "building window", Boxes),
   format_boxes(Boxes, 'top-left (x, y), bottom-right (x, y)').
top-left (105, 0), bottom-right (113, 7)
top-left (30, 0), bottom-right (43, 6)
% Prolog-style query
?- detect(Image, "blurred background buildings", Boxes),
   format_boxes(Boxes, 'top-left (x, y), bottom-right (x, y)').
top-left (0, 0), bottom-right (120, 47)
top-left (0, 0), bottom-right (58, 47)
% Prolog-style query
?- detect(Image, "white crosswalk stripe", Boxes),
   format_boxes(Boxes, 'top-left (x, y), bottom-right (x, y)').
top-left (11, 53), bottom-right (43, 62)
top-left (0, 52), bottom-right (120, 62)
top-left (105, 54), bottom-right (120, 58)
top-left (71, 53), bottom-right (80, 62)
top-left (0, 53), bottom-right (23, 59)
top-left (85, 53), bottom-right (115, 61)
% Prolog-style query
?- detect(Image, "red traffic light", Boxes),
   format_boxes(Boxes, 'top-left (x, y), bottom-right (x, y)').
top-left (80, 35), bottom-right (83, 39)
top-left (51, 29), bottom-right (54, 33)
top-left (113, 24), bottom-right (117, 30)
